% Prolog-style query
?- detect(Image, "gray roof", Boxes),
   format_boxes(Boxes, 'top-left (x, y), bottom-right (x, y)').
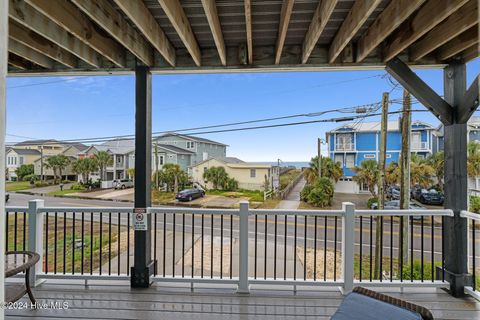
top-left (157, 144), bottom-right (194, 154)
top-left (14, 139), bottom-right (87, 151)
top-left (157, 133), bottom-right (227, 146)
top-left (223, 157), bottom-right (245, 164)
top-left (7, 148), bottom-right (41, 155)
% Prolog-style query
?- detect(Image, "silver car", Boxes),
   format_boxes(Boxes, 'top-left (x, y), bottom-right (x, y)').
top-left (114, 179), bottom-right (134, 189)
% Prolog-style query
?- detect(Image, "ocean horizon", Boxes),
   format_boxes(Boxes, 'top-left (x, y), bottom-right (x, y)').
top-left (256, 161), bottom-right (310, 168)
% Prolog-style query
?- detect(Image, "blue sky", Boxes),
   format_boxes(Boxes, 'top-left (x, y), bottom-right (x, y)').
top-left (6, 58), bottom-right (479, 162)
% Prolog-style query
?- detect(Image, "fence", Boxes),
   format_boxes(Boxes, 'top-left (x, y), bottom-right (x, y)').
top-left (5, 200), bottom-right (456, 294)
top-left (278, 170), bottom-right (304, 200)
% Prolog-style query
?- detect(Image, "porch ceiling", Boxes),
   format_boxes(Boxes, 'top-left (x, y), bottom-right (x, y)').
top-left (6, 0), bottom-right (479, 75)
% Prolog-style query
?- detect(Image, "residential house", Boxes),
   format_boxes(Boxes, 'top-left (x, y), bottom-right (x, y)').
top-left (326, 120), bottom-right (436, 194)
top-left (127, 143), bottom-right (195, 174)
top-left (5, 148), bottom-right (41, 180)
top-left (191, 157), bottom-right (277, 191)
top-left (33, 145), bottom-right (87, 181)
top-left (13, 139), bottom-right (86, 156)
top-left (155, 133), bottom-right (227, 170)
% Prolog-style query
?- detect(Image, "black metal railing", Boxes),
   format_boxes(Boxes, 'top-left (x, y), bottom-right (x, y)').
top-left (4, 209), bottom-right (28, 252)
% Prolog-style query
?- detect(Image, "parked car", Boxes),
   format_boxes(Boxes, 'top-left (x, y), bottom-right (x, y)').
top-left (114, 179), bottom-right (134, 189)
top-left (5, 193), bottom-right (9, 202)
top-left (371, 200), bottom-right (425, 210)
top-left (175, 188), bottom-right (205, 202)
top-left (410, 185), bottom-right (423, 200)
top-left (417, 189), bottom-right (444, 205)
top-left (386, 186), bottom-right (400, 200)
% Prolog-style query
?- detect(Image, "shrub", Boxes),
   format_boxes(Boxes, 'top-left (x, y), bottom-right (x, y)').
top-left (70, 183), bottom-right (86, 191)
top-left (23, 174), bottom-right (39, 183)
top-left (224, 178), bottom-right (239, 191)
top-left (300, 184), bottom-right (314, 201)
top-left (15, 164), bottom-right (34, 181)
top-left (367, 197), bottom-right (378, 209)
top-left (470, 196), bottom-right (480, 213)
top-left (401, 260), bottom-right (441, 281)
top-left (306, 178), bottom-right (334, 208)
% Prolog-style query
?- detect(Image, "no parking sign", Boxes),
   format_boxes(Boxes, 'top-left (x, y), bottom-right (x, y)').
top-left (133, 208), bottom-right (148, 231)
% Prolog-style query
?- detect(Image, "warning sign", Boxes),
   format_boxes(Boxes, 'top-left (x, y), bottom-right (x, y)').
top-left (133, 208), bottom-right (148, 231)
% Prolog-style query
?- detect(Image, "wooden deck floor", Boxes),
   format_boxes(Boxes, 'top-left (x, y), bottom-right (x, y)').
top-left (5, 281), bottom-right (480, 319)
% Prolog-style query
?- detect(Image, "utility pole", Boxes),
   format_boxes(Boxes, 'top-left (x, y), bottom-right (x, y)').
top-left (40, 145), bottom-right (44, 181)
top-left (317, 138), bottom-right (322, 179)
top-left (375, 92), bottom-right (389, 280)
top-left (399, 89), bottom-right (411, 267)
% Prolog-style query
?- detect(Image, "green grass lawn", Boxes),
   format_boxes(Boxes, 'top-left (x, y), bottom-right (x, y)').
top-left (48, 189), bottom-right (85, 196)
top-left (152, 190), bottom-right (175, 204)
top-left (279, 169), bottom-right (302, 189)
top-left (6, 181), bottom-right (33, 192)
top-left (206, 189), bottom-right (265, 202)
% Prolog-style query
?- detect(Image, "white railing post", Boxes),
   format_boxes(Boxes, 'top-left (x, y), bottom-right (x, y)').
top-left (28, 199), bottom-right (44, 287)
top-left (342, 202), bottom-right (355, 294)
top-left (237, 201), bottom-right (250, 293)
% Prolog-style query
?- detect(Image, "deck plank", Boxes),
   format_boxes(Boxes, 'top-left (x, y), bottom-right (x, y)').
top-left (5, 283), bottom-right (480, 320)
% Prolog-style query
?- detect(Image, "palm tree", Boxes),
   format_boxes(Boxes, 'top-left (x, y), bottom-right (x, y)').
top-left (385, 161), bottom-right (400, 186)
top-left (410, 155), bottom-right (434, 187)
top-left (203, 166), bottom-right (229, 190)
top-left (95, 151), bottom-right (113, 181)
top-left (127, 168), bottom-right (135, 182)
top-left (44, 156), bottom-right (59, 184)
top-left (162, 163), bottom-right (184, 193)
top-left (305, 156), bottom-right (343, 184)
top-left (56, 155), bottom-right (71, 182)
top-left (352, 159), bottom-right (379, 197)
top-left (72, 157), bottom-right (99, 184)
top-left (468, 141), bottom-right (480, 178)
top-left (427, 151), bottom-right (444, 190)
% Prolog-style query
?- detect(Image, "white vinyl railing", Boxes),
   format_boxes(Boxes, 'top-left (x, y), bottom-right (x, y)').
top-left (460, 210), bottom-right (480, 300)
top-left (5, 200), bottom-right (455, 294)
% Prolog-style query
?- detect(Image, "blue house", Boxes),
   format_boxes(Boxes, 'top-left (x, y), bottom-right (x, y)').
top-left (326, 120), bottom-right (436, 194)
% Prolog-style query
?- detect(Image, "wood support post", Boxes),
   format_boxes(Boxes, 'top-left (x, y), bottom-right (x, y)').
top-left (131, 65), bottom-right (154, 288)
top-left (443, 61), bottom-right (469, 297)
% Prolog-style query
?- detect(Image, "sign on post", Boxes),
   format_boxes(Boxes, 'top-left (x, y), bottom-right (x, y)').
top-left (133, 208), bottom-right (148, 231)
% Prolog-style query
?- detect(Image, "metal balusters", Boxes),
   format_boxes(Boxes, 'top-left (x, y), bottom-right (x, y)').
top-left (313, 216), bottom-right (317, 281)
top-left (54, 212), bottom-right (58, 274)
top-left (379, 216), bottom-right (383, 282)
top-left (14, 212), bottom-right (17, 251)
top-left (442, 216), bottom-right (445, 282)
top-left (63, 212), bottom-right (66, 274)
top-left (400, 216), bottom-right (404, 282)
top-left (304, 216), bottom-right (307, 281)
top-left (108, 212), bottom-right (112, 275)
top-left (410, 216), bottom-right (414, 282)
top-left (201, 214), bottom-right (204, 278)
top-left (154, 213), bottom-right (157, 276)
top-left (99, 212), bottom-right (103, 275)
top-left (254, 214), bottom-right (258, 279)
top-left (45, 212), bottom-right (48, 273)
top-left (324, 216), bottom-right (327, 281)
top-left (127, 212), bottom-right (130, 276)
top-left (22, 212), bottom-right (26, 250)
top-left (192, 214), bottom-right (195, 278)
top-left (210, 215), bottom-right (213, 279)
top-left (220, 215), bottom-right (223, 279)
top-left (230, 215), bottom-right (233, 279)
top-left (294, 215), bottom-right (297, 280)
top-left (421, 216), bottom-right (424, 282)
top-left (431, 216), bottom-right (434, 282)
top-left (274, 214), bottom-right (277, 280)
top-left (369, 216), bottom-right (373, 282)
top-left (182, 213), bottom-right (185, 278)
top-left (163, 213), bottom-right (166, 277)
top-left (72, 212), bottom-right (75, 274)
top-left (172, 213), bottom-right (176, 277)
top-left (264, 214), bottom-right (267, 280)
top-left (81, 212), bottom-right (85, 275)
top-left (284, 215), bottom-right (287, 280)
top-left (473, 220), bottom-right (476, 291)
top-left (5, 212), bottom-right (8, 250)
top-left (390, 216), bottom-right (393, 282)
top-left (359, 216), bottom-right (363, 281)
top-left (90, 212), bottom-right (94, 275)
top-left (117, 212), bottom-right (121, 276)
top-left (334, 216), bottom-right (337, 281)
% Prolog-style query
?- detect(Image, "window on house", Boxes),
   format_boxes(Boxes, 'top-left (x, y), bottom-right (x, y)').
top-left (336, 133), bottom-right (354, 151)
top-left (334, 154), bottom-right (344, 166)
top-left (186, 141), bottom-right (195, 149)
top-left (250, 169), bottom-right (256, 178)
top-left (159, 155), bottom-right (164, 165)
top-left (19, 157), bottom-right (24, 165)
top-left (345, 154), bottom-right (355, 168)
top-left (204, 167), bottom-right (208, 173)
top-left (411, 132), bottom-right (422, 149)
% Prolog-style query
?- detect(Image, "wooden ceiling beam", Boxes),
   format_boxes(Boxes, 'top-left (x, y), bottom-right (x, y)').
top-left (357, 0), bottom-right (425, 62)
top-left (437, 26), bottom-right (478, 61)
top-left (328, 0), bottom-right (382, 63)
top-left (8, 52), bottom-right (35, 70)
top-left (158, 0), bottom-right (201, 66)
top-left (244, 0), bottom-right (253, 64)
top-left (9, 0), bottom-right (101, 67)
top-left (201, 0), bottom-right (226, 66)
top-left (112, 0), bottom-right (175, 66)
top-left (8, 38), bottom-right (54, 68)
top-left (410, 0), bottom-right (478, 61)
top-left (302, 0), bottom-right (338, 64)
top-left (383, 0), bottom-right (469, 62)
top-left (275, 0), bottom-right (294, 65)
top-left (25, 0), bottom-right (126, 68)
top-left (71, 0), bottom-right (154, 67)
top-left (8, 21), bottom-right (77, 68)
top-left (462, 43), bottom-right (479, 63)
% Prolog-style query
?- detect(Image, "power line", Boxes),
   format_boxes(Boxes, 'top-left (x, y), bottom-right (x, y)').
top-left (7, 77), bottom-right (84, 89)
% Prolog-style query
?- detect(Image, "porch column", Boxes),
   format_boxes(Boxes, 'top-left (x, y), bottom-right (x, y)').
top-left (443, 61), bottom-right (468, 297)
top-left (131, 65), bottom-right (154, 287)
top-left (0, 0), bottom-right (8, 309)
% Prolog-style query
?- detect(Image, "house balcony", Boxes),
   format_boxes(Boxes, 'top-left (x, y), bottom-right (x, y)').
top-left (335, 143), bottom-right (355, 151)
top-left (411, 141), bottom-right (429, 151)
top-left (4, 201), bottom-right (480, 319)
